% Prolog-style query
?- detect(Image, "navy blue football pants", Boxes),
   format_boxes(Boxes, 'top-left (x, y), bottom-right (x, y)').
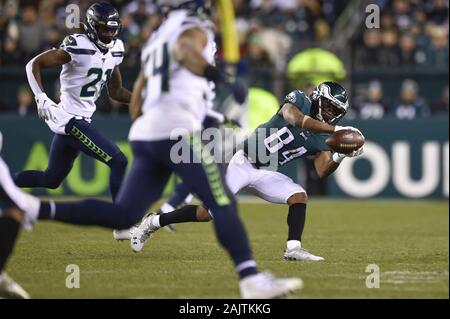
top-left (42, 137), bottom-right (255, 268)
top-left (14, 118), bottom-right (128, 201)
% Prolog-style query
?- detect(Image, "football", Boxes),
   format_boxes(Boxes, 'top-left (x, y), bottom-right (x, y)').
top-left (326, 129), bottom-right (365, 154)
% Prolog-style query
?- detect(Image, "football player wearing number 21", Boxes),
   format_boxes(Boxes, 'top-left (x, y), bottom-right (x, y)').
top-left (14, 3), bottom-right (130, 205)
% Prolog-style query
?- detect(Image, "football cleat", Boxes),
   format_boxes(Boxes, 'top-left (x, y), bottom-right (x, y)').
top-left (283, 247), bottom-right (324, 261)
top-left (0, 273), bottom-right (30, 299)
top-left (130, 213), bottom-right (160, 253)
top-left (239, 271), bottom-right (303, 299)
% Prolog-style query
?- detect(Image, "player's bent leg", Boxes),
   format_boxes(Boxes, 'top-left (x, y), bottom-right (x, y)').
top-left (0, 158), bottom-right (41, 230)
top-left (129, 204), bottom-right (212, 245)
top-left (168, 136), bottom-right (258, 277)
top-left (39, 142), bottom-right (170, 231)
top-left (0, 210), bottom-right (30, 299)
top-left (246, 169), bottom-right (324, 261)
top-left (284, 192), bottom-right (323, 262)
top-left (108, 151), bottom-right (128, 201)
top-left (123, 141), bottom-right (172, 252)
top-left (159, 182), bottom-right (194, 233)
top-left (14, 134), bottom-right (79, 189)
top-left (67, 119), bottom-right (128, 201)
top-left (0, 171), bottom-right (31, 299)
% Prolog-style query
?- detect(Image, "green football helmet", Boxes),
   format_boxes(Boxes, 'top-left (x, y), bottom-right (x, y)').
top-left (311, 81), bottom-right (349, 125)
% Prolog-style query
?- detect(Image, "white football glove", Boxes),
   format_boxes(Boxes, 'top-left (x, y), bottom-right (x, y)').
top-left (332, 146), bottom-right (365, 163)
top-left (334, 125), bottom-right (365, 139)
top-left (35, 93), bottom-right (57, 123)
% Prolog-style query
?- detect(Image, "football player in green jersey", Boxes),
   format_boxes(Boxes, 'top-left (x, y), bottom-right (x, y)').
top-left (130, 82), bottom-right (364, 261)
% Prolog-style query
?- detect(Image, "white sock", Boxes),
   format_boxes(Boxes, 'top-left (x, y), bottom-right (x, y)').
top-left (287, 240), bottom-right (301, 250)
top-left (160, 203), bottom-right (175, 214)
top-left (184, 194), bottom-right (194, 204)
top-left (151, 215), bottom-right (161, 228)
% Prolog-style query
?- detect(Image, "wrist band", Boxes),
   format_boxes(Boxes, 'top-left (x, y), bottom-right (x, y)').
top-left (301, 115), bottom-right (310, 128)
top-left (332, 152), bottom-right (345, 163)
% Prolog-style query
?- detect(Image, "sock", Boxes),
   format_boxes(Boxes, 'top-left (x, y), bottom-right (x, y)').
top-left (236, 260), bottom-right (258, 279)
top-left (159, 203), bottom-right (175, 214)
top-left (159, 205), bottom-right (198, 227)
top-left (151, 215), bottom-right (160, 228)
top-left (287, 203), bottom-right (307, 242)
top-left (287, 240), bottom-right (301, 250)
top-left (0, 218), bottom-right (21, 273)
top-left (184, 194), bottom-right (194, 204)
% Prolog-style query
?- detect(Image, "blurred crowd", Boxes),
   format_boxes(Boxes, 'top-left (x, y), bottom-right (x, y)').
top-left (0, 0), bottom-right (448, 119)
top-left (352, 0), bottom-right (448, 119)
top-left (353, 0), bottom-right (448, 68)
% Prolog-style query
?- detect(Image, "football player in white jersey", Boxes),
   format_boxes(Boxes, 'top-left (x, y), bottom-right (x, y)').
top-left (13, 2), bottom-right (130, 202)
top-left (2, 0), bottom-right (303, 299)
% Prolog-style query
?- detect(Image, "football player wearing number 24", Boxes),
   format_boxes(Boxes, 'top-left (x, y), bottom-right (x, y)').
top-left (14, 2), bottom-right (131, 203)
top-left (133, 81), bottom-right (365, 262)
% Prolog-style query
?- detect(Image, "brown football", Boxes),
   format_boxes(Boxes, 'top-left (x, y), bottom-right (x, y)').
top-left (326, 129), bottom-right (365, 154)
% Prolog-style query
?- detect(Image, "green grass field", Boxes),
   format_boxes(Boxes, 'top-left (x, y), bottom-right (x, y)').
top-left (6, 199), bottom-right (449, 298)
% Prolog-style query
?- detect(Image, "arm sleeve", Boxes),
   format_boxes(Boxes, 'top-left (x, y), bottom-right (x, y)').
top-left (25, 52), bottom-right (47, 96)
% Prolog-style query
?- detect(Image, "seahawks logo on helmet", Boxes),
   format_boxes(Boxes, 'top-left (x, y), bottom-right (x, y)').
top-left (83, 2), bottom-right (121, 51)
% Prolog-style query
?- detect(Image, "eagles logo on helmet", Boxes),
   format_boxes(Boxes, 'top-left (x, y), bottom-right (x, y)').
top-left (310, 81), bottom-right (349, 125)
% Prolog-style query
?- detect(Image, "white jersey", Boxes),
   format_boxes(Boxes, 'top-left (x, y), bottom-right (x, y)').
top-left (129, 10), bottom-right (216, 141)
top-left (59, 34), bottom-right (125, 118)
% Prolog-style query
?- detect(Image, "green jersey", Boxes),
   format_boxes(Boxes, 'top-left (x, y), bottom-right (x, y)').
top-left (242, 90), bottom-right (331, 170)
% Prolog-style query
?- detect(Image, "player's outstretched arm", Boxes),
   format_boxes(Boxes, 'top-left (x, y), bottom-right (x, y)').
top-left (279, 103), bottom-right (337, 134)
top-left (314, 151), bottom-right (340, 178)
top-left (129, 71), bottom-right (144, 121)
top-left (107, 66), bottom-right (132, 104)
top-left (26, 49), bottom-right (71, 97)
top-left (26, 49), bottom-right (71, 121)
